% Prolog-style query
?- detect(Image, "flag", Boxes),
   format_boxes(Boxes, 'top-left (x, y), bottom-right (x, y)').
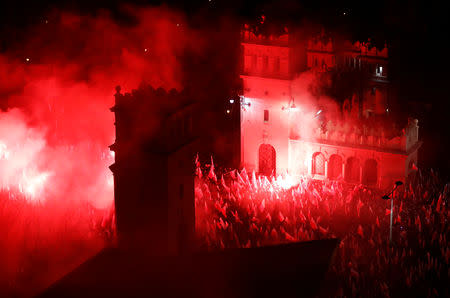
top-left (436, 194), bottom-right (442, 212)
top-left (195, 154), bottom-right (202, 178)
top-left (357, 225), bottom-right (364, 237)
top-left (208, 156), bottom-right (217, 181)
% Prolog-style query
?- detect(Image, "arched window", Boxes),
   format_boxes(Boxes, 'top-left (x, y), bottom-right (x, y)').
top-left (328, 154), bottom-right (343, 180)
top-left (362, 159), bottom-right (378, 185)
top-left (312, 152), bottom-right (325, 175)
top-left (345, 157), bottom-right (360, 183)
top-left (259, 144), bottom-right (276, 176)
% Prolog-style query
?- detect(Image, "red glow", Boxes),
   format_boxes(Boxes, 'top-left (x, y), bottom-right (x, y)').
top-left (0, 7), bottom-right (200, 295)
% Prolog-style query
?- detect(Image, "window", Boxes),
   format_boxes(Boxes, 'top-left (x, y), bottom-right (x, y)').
top-left (264, 110), bottom-right (269, 122)
top-left (312, 152), bottom-right (325, 175)
top-left (259, 144), bottom-right (276, 176)
top-left (263, 55), bottom-right (269, 71)
top-left (274, 57), bottom-right (280, 72)
top-left (376, 65), bottom-right (383, 76)
top-left (328, 154), bottom-right (343, 180)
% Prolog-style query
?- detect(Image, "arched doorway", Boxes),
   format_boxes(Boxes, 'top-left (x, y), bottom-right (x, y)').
top-left (328, 154), bottom-right (343, 180)
top-left (259, 144), bottom-right (276, 176)
top-left (345, 157), bottom-right (360, 183)
top-left (312, 152), bottom-right (325, 175)
top-left (362, 159), bottom-right (378, 185)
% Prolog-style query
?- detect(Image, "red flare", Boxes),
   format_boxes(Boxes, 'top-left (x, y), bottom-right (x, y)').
top-left (385, 208), bottom-right (391, 216)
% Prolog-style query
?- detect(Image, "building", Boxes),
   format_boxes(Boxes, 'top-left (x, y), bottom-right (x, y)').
top-left (240, 27), bottom-right (421, 189)
top-left (109, 85), bottom-right (199, 255)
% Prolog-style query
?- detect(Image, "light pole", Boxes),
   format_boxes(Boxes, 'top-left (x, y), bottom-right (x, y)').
top-left (382, 181), bottom-right (403, 243)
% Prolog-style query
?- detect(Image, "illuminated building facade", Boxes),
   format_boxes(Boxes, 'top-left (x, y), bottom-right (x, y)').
top-left (240, 28), bottom-right (421, 189)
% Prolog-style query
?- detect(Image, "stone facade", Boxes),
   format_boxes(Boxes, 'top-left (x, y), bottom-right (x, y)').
top-left (240, 28), bottom-right (421, 189)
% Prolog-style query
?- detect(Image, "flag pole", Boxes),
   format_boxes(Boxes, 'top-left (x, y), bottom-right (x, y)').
top-left (381, 181), bottom-right (403, 244)
top-left (389, 193), bottom-right (393, 243)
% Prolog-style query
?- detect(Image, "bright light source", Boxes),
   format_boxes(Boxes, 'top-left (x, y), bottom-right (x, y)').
top-left (316, 110), bottom-right (322, 115)
top-left (229, 99), bottom-right (234, 104)
top-left (25, 58), bottom-right (30, 62)
top-left (144, 48), bottom-right (148, 52)
top-left (226, 109), bottom-right (230, 114)
top-left (241, 97), bottom-right (251, 107)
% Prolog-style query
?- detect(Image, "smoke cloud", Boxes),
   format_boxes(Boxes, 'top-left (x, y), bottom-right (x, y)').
top-left (0, 5), bottom-right (205, 295)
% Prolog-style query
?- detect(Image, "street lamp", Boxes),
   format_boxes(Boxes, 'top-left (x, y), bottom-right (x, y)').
top-left (381, 181), bottom-right (403, 243)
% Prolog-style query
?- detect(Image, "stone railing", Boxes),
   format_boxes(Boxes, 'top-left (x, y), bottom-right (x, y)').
top-left (290, 119), bottom-right (419, 153)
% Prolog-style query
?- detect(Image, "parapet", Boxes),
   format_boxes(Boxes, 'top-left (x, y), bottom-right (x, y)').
top-left (111, 85), bottom-right (197, 154)
top-left (307, 38), bottom-right (334, 52)
top-left (343, 41), bottom-right (388, 58)
top-left (291, 118), bottom-right (419, 154)
top-left (241, 25), bottom-right (289, 47)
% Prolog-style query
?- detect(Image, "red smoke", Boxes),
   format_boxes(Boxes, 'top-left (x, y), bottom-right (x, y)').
top-left (0, 6), bottom-right (202, 295)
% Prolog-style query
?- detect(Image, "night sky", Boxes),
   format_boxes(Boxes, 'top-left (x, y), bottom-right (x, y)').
top-left (1, 0), bottom-right (449, 176)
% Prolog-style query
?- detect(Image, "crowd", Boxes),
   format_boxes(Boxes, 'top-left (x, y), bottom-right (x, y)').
top-left (195, 163), bottom-right (449, 297)
top-left (0, 191), bottom-right (115, 296)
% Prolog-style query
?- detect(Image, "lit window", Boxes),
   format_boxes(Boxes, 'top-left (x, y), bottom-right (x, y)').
top-left (264, 110), bottom-right (269, 122)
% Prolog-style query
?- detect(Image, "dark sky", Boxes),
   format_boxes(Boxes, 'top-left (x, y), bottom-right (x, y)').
top-left (1, 0), bottom-right (449, 176)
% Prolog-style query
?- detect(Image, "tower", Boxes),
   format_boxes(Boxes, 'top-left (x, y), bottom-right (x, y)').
top-left (240, 29), bottom-right (293, 175)
top-left (110, 85), bottom-right (198, 255)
